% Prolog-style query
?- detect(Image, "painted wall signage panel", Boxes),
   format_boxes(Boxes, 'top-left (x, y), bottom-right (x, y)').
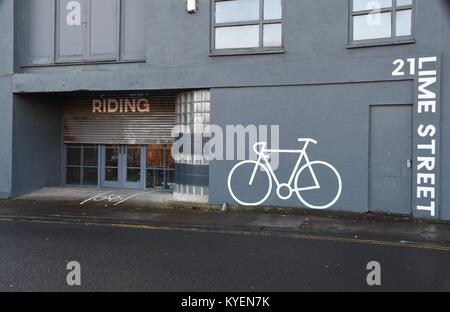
top-left (414, 57), bottom-right (441, 219)
top-left (392, 55), bottom-right (442, 219)
top-left (227, 139), bottom-right (343, 210)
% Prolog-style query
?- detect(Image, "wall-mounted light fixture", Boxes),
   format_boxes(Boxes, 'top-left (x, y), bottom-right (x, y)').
top-left (187, 0), bottom-right (197, 13)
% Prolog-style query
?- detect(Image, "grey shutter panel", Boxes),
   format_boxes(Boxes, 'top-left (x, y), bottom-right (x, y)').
top-left (87, 0), bottom-right (119, 61)
top-left (121, 0), bottom-right (147, 61)
top-left (64, 92), bottom-right (176, 144)
top-left (24, 0), bottom-right (54, 65)
top-left (56, 0), bottom-right (86, 62)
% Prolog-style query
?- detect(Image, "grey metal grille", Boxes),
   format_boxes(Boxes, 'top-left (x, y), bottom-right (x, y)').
top-left (63, 92), bottom-right (176, 144)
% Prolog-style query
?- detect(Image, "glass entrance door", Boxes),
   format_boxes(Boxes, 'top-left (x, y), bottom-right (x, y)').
top-left (100, 145), bottom-right (145, 189)
top-left (102, 144), bottom-right (121, 188)
top-left (146, 144), bottom-right (175, 191)
top-left (122, 145), bottom-right (145, 189)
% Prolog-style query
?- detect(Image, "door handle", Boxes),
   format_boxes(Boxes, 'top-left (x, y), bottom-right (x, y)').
top-left (407, 159), bottom-right (412, 169)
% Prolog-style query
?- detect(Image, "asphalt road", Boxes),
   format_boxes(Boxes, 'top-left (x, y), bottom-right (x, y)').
top-left (0, 219), bottom-right (449, 292)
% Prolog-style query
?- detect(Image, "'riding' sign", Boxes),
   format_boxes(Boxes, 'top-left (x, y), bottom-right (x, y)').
top-left (92, 98), bottom-right (151, 113)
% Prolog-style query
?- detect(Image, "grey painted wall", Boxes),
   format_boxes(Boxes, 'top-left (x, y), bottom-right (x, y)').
top-left (13, 0), bottom-right (445, 92)
top-left (0, 78), bottom-right (13, 198)
top-left (440, 0), bottom-right (450, 220)
top-left (11, 95), bottom-right (63, 196)
top-left (210, 81), bottom-right (414, 214)
top-left (0, 0), bottom-right (14, 197)
top-left (0, 0), bottom-right (14, 75)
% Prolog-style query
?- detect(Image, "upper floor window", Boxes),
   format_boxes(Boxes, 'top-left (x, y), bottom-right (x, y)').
top-left (23, 0), bottom-right (146, 66)
top-left (349, 0), bottom-right (414, 46)
top-left (211, 0), bottom-right (284, 54)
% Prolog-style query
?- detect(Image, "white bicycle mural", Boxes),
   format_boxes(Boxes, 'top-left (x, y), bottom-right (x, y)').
top-left (227, 139), bottom-right (342, 209)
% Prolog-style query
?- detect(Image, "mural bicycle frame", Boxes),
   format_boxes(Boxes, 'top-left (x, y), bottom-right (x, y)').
top-left (228, 139), bottom-right (342, 209)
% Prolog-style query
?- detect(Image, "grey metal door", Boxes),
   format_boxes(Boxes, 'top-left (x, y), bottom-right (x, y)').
top-left (369, 105), bottom-right (413, 215)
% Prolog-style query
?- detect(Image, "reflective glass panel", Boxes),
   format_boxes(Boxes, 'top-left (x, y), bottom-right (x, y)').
top-left (215, 25), bottom-right (259, 49)
top-left (353, 12), bottom-right (391, 40)
top-left (216, 0), bottom-right (259, 23)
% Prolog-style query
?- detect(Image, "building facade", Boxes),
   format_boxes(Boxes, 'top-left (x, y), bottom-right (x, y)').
top-left (0, 0), bottom-right (449, 220)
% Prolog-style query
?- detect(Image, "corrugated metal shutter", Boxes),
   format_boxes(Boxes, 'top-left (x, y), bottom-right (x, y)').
top-left (64, 92), bottom-right (176, 144)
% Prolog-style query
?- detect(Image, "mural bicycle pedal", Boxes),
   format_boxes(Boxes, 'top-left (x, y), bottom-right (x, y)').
top-left (228, 139), bottom-right (342, 209)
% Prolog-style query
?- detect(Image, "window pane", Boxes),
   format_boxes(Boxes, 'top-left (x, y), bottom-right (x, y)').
top-left (215, 0), bottom-right (259, 23)
top-left (127, 146), bottom-right (141, 168)
top-left (105, 168), bottom-right (118, 181)
top-left (396, 9), bottom-right (412, 36)
top-left (215, 25), bottom-right (259, 49)
top-left (397, 0), bottom-right (412, 6)
top-left (83, 147), bottom-right (98, 167)
top-left (194, 102), bottom-right (203, 112)
top-left (166, 147), bottom-right (175, 169)
top-left (264, 0), bottom-right (282, 20)
top-left (146, 170), bottom-right (155, 188)
top-left (353, 0), bottom-right (392, 12)
top-left (67, 147), bottom-right (81, 166)
top-left (263, 23), bottom-right (282, 47)
top-left (66, 167), bottom-right (81, 185)
top-left (147, 146), bottom-right (165, 168)
top-left (154, 170), bottom-right (165, 188)
top-left (353, 12), bottom-right (391, 41)
top-left (146, 169), bottom-right (164, 188)
top-left (194, 113), bottom-right (207, 124)
top-left (83, 168), bottom-right (98, 186)
top-left (166, 170), bottom-right (175, 190)
top-left (127, 169), bottom-right (140, 183)
top-left (105, 146), bottom-right (119, 167)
